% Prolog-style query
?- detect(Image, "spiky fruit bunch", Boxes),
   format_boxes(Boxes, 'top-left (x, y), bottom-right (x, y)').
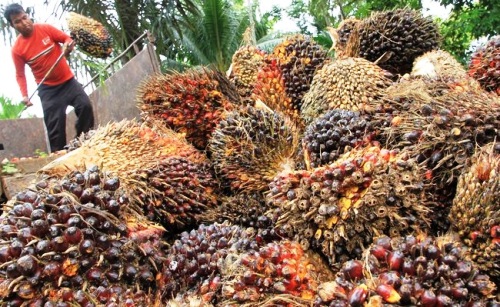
top-left (156, 222), bottom-right (273, 301)
top-left (0, 166), bottom-right (169, 305)
top-left (332, 18), bottom-right (360, 58)
top-left (301, 57), bottom-right (394, 124)
top-left (378, 77), bottom-right (500, 232)
top-left (200, 192), bottom-right (274, 229)
top-left (273, 34), bottom-right (328, 112)
top-left (449, 145), bottom-right (500, 279)
top-left (411, 50), bottom-right (468, 80)
top-left (251, 55), bottom-right (300, 125)
top-left (66, 12), bottom-right (112, 58)
top-left (298, 109), bottom-right (383, 169)
top-left (137, 67), bottom-right (238, 149)
top-left (346, 9), bottom-right (440, 75)
top-left (128, 157), bottom-right (218, 232)
top-left (218, 240), bottom-right (323, 305)
top-left (41, 119), bottom-right (206, 177)
top-left (313, 235), bottom-right (498, 306)
top-left (229, 45), bottom-right (267, 101)
top-left (468, 36), bottom-right (500, 94)
top-left (267, 146), bottom-right (430, 266)
top-left (209, 106), bottom-right (300, 193)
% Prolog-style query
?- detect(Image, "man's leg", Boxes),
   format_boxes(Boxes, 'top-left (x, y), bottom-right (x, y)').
top-left (67, 79), bottom-right (95, 136)
top-left (39, 94), bottom-right (67, 152)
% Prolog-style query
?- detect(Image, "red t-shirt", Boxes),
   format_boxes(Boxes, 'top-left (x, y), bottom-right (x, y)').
top-left (12, 23), bottom-right (74, 97)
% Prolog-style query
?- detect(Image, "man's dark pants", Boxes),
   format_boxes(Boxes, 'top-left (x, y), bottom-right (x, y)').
top-left (38, 78), bottom-right (94, 152)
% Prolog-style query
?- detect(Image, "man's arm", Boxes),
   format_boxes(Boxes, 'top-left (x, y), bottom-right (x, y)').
top-left (12, 51), bottom-right (32, 106)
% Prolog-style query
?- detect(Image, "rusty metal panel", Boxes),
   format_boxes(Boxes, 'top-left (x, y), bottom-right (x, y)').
top-left (0, 118), bottom-right (49, 160)
top-left (88, 43), bottom-right (160, 126)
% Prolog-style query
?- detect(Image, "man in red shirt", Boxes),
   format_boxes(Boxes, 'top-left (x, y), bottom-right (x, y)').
top-left (4, 3), bottom-right (94, 152)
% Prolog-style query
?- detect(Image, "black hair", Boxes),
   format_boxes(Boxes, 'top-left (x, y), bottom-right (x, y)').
top-left (3, 3), bottom-right (25, 26)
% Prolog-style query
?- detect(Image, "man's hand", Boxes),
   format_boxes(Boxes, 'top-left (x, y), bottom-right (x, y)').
top-left (63, 41), bottom-right (75, 56)
top-left (22, 96), bottom-right (33, 107)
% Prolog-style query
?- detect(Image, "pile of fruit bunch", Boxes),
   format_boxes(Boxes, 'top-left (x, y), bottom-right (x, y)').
top-left (0, 166), bottom-right (168, 305)
top-left (251, 54), bottom-right (301, 127)
top-left (301, 57), bottom-right (394, 125)
top-left (267, 145), bottom-right (431, 267)
top-left (297, 109), bottom-right (387, 170)
top-left (449, 144), bottom-right (500, 282)
top-left (468, 36), bottom-right (500, 95)
top-left (228, 45), bottom-right (267, 102)
top-left (155, 222), bottom-right (332, 306)
top-left (341, 8), bottom-right (440, 76)
top-left (137, 67), bottom-right (240, 150)
top-left (40, 120), bottom-right (219, 234)
top-left (376, 76), bottom-right (500, 233)
top-left (313, 234), bottom-right (498, 306)
top-left (272, 34), bottom-right (328, 116)
top-left (209, 105), bottom-right (300, 194)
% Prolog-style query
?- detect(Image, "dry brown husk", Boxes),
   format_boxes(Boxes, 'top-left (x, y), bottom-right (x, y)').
top-left (40, 119), bottom-right (206, 177)
top-left (411, 50), bottom-right (468, 80)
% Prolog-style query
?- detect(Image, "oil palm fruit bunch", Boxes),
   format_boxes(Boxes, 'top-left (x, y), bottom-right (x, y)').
top-left (217, 240), bottom-right (327, 306)
top-left (0, 166), bottom-right (169, 305)
top-left (156, 221), bottom-right (276, 302)
top-left (272, 34), bottom-right (328, 113)
top-left (313, 234), bottom-right (498, 306)
top-left (330, 18), bottom-right (361, 58)
top-left (128, 156), bottom-right (218, 232)
top-left (40, 119), bottom-right (206, 177)
top-left (228, 45), bottom-right (267, 102)
top-left (199, 192), bottom-right (273, 229)
top-left (209, 106), bottom-right (300, 194)
top-left (411, 49), bottom-right (468, 80)
top-left (298, 109), bottom-right (384, 169)
top-left (301, 57), bottom-right (394, 125)
top-left (449, 144), bottom-right (500, 280)
top-left (66, 12), bottom-right (112, 58)
top-left (267, 146), bottom-right (431, 267)
top-left (468, 36), bottom-right (500, 95)
top-left (251, 54), bottom-right (301, 126)
top-left (137, 67), bottom-right (238, 150)
top-left (378, 77), bottom-right (500, 232)
top-left (345, 9), bottom-right (440, 76)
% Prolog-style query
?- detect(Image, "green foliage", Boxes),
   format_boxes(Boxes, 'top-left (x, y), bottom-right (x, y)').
top-left (162, 0), bottom-right (277, 72)
top-left (437, 13), bottom-right (475, 66)
top-left (305, 0), bottom-right (422, 32)
top-left (34, 149), bottom-right (48, 158)
top-left (0, 95), bottom-right (27, 120)
top-left (1, 160), bottom-right (19, 175)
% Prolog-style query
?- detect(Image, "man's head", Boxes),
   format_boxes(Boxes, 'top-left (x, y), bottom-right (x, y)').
top-left (4, 3), bottom-right (33, 37)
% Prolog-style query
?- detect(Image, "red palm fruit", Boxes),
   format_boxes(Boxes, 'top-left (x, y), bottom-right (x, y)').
top-left (387, 250), bottom-right (404, 270)
top-left (347, 284), bottom-right (368, 307)
top-left (421, 289), bottom-right (437, 307)
top-left (376, 284), bottom-right (401, 303)
top-left (342, 260), bottom-right (364, 281)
